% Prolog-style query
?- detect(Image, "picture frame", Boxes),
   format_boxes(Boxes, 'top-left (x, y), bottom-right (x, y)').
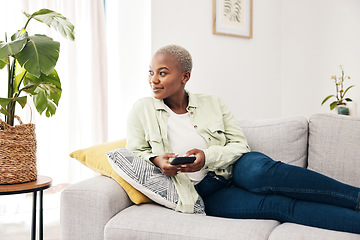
top-left (212, 0), bottom-right (253, 39)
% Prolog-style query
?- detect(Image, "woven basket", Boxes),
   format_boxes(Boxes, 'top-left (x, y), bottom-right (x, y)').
top-left (0, 116), bottom-right (37, 184)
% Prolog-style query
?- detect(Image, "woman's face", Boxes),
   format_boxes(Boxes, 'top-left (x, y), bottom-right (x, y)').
top-left (148, 52), bottom-right (189, 100)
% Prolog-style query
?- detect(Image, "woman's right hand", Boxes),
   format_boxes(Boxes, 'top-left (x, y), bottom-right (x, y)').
top-left (151, 153), bottom-right (180, 177)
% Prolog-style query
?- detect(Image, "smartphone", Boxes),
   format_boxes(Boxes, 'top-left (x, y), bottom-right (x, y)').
top-left (170, 156), bottom-right (196, 165)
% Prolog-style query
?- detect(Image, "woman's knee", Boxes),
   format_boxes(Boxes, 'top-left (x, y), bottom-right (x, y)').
top-left (233, 151), bottom-right (278, 189)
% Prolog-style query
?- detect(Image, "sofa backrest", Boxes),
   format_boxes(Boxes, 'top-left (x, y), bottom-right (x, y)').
top-left (308, 113), bottom-right (360, 188)
top-left (239, 117), bottom-right (308, 168)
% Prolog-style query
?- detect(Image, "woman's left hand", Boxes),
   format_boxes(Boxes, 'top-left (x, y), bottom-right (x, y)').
top-left (178, 148), bottom-right (205, 173)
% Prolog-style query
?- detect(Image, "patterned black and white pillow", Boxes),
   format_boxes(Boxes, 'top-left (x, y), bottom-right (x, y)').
top-left (106, 148), bottom-right (205, 214)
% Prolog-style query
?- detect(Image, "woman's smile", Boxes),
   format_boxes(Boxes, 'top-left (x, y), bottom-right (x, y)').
top-left (151, 85), bottom-right (164, 93)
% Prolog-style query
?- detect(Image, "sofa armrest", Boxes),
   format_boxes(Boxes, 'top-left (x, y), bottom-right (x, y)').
top-left (60, 175), bottom-right (133, 240)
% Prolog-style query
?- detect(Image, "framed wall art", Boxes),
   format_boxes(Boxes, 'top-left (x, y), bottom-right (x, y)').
top-left (212, 0), bottom-right (253, 38)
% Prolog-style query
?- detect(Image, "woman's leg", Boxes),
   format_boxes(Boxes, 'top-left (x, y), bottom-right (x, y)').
top-left (203, 186), bottom-right (360, 234)
top-left (233, 152), bottom-right (360, 211)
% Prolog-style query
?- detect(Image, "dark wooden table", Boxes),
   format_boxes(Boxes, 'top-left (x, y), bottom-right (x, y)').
top-left (0, 176), bottom-right (52, 240)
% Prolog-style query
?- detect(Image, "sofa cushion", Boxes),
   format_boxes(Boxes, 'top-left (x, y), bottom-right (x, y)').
top-left (104, 203), bottom-right (280, 240)
top-left (239, 117), bottom-right (308, 167)
top-left (308, 114), bottom-right (360, 187)
top-left (69, 139), bottom-right (151, 204)
top-left (268, 223), bottom-right (360, 240)
top-left (106, 148), bottom-right (205, 214)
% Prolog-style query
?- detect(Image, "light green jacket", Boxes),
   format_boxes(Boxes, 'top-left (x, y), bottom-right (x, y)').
top-left (126, 91), bottom-right (250, 213)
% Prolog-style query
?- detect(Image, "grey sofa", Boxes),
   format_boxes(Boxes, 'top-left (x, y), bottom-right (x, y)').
top-left (61, 113), bottom-right (360, 240)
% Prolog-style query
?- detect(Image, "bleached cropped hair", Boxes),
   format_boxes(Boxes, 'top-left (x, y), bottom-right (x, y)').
top-left (155, 45), bottom-right (193, 73)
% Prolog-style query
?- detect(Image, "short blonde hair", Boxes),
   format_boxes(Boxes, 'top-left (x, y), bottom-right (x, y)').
top-left (155, 45), bottom-right (193, 73)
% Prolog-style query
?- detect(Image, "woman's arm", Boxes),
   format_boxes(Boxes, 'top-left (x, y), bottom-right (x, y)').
top-left (202, 97), bottom-right (250, 171)
top-left (126, 101), bottom-right (157, 163)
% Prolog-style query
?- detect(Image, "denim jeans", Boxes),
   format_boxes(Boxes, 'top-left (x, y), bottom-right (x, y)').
top-left (195, 152), bottom-right (360, 234)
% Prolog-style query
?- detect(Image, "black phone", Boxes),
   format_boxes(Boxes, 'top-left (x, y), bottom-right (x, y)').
top-left (170, 156), bottom-right (196, 165)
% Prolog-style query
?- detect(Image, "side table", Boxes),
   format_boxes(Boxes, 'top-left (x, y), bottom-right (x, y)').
top-left (0, 175), bottom-right (52, 240)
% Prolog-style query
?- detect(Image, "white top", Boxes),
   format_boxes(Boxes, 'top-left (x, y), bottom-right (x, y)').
top-left (164, 104), bottom-right (208, 184)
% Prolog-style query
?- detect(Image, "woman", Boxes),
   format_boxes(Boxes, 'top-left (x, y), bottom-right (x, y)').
top-left (126, 44), bottom-right (360, 234)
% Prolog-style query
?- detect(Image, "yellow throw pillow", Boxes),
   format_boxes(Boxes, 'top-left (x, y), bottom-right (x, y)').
top-left (69, 139), bottom-right (152, 204)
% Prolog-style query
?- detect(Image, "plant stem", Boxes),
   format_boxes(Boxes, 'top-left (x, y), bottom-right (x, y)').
top-left (340, 70), bottom-right (344, 102)
top-left (334, 77), bottom-right (339, 102)
top-left (6, 58), bottom-right (12, 125)
top-left (6, 58), bottom-right (17, 126)
top-left (23, 16), bottom-right (32, 30)
top-left (7, 58), bottom-right (12, 99)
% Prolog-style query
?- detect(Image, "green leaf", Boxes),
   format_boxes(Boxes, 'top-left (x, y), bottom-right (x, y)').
top-left (0, 59), bottom-right (6, 69)
top-left (0, 98), bottom-right (12, 112)
top-left (33, 91), bottom-right (47, 114)
top-left (0, 41), bottom-right (7, 68)
top-left (23, 68), bottom-right (61, 89)
top-left (15, 34), bottom-right (60, 77)
top-left (22, 69), bottom-right (61, 117)
top-left (14, 96), bottom-right (27, 108)
top-left (321, 95), bottom-right (335, 105)
top-left (11, 29), bottom-right (27, 41)
top-left (0, 108), bottom-right (9, 116)
top-left (14, 60), bottom-right (26, 93)
top-left (345, 98), bottom-right (353, 102)
top-left (0, 96), bottom-right (27, 116)
top-left (330, 101), bottom-right (338, 110)
top-left (45, 100), bottom-right (56, 117)
top-left (343, 85), bottom-right (355, 97)
top-left (24, 9), bottom-right (75, 41)
top-left (0, 31), bottom-right (28, 62)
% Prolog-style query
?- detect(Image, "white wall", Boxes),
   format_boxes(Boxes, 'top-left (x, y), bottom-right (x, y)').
top-left (280, 0), bottom-right (360, 118)
top-left (106, 0), bottom-right (151, 140)
top-left (151, 0), bottom-right (283, 120)
top-left (151, 0), bottom-right (360, 120)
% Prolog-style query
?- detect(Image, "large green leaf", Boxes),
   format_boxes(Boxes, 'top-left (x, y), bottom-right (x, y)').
top-left (23, 9), bottom-right (75, 41)
top-left (0, 31), bottom-right (28, 62)
top-left (22, 69), bottom-right (62, 117)
top-left (15, 34), bottom-right (60, 77)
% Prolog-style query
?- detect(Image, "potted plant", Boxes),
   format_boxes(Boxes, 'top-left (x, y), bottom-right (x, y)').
top-left (0, 9), bottom-right (74, 184)
top-left (0, 8), bottom-right (75, 125)
top-left (321, 65), bottom-right (355, 115)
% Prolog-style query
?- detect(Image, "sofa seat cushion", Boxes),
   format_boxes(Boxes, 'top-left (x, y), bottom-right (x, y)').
top-left (104, 203), bottom-right (280, 240)
top-left (268, 223), bottom-right (360, 240)
top-left (308, 114), bottom-right (360, 187)
top-left (239, 116), bottom-right (308, 167)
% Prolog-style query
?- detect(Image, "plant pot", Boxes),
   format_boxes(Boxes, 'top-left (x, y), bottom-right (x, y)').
top-left (337, 105), bottom-right (349, 115)
top-left (0, 116), bottom-right (37, 184)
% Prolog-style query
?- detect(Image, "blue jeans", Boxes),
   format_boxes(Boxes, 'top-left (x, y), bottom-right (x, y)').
top-left (195, 152), bottom-right (360, 234)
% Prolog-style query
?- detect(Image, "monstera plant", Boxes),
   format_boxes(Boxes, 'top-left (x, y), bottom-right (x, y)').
top-left (0, 9), bottom-right (75, 126)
